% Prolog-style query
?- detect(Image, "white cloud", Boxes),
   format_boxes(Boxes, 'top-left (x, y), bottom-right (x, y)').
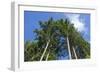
top-left (65, 14), bottom-right (86, 32)
top-left (64, 13), bottom-right (90, 42)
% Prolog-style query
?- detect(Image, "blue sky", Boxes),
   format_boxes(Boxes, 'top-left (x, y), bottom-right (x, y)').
top-left (24, 11), bottom-right (90, 42)
top-left (24, 11), bottom-right (90, 60)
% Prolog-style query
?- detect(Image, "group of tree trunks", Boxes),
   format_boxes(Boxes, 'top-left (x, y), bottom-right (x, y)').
top-left (24, 18), bottom-right (90, 61)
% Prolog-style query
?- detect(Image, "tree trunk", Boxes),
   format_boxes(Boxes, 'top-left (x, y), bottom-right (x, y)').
top-left (40, 40), bottom-right (50, 61)
top-left (72, 46), bottom-right (78, 59)
top-left (46, 51), bottom-right (50, 61)
top-left (66, 36), bottom-right (72, 59)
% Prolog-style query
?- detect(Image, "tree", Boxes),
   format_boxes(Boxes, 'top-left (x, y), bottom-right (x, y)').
top-left (24, 17), bottom-right (90, 61)
top-left (55, 19), bottom-right (72, 59)
top-left (24, 41), bottom-right (41, 61)
top-left (55, 19), bottom-right (90, 59)
top-left (35, 18), bottom-right (59, 61)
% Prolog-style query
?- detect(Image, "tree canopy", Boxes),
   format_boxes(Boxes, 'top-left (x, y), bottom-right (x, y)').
top-left (24, 17), bottom-right (90, 61)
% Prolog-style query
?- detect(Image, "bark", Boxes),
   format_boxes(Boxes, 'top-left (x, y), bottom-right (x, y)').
top-left (40, 40), bottom-right (50, 61)
top-left (66, 36), bottom-right (72, 59)
top-left (46, 51), bottom-right (50, 61)
top-left (72, 46), bottom-right (78, 59)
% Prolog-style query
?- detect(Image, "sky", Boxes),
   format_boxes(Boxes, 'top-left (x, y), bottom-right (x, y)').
top-left (24, 11), bottom-right (90, 42)
top-left (24, 11), bottom-right (90, 60)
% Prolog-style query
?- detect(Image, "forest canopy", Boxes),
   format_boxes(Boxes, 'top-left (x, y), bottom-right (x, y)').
top-left (24, 17), bottom-right (90, 61)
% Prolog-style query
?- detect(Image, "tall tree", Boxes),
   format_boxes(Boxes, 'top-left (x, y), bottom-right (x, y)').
top-left (35, 18), bottom-right (59, 61)
top-left (24, 18), bottom-right (90, 61)
top-left (56, 19), bottom-right (72, 59)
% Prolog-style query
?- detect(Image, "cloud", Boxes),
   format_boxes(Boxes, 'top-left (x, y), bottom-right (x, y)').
top-left (64, 13), bottom-right (90, 42)
top-left (65, 14), bottom-right (86, 32)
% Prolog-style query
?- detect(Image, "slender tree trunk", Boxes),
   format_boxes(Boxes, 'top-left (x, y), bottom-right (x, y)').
top-left (72, 46), bottom-right (78, 59)
top-left (40, 40), bottom-right (50, 61)
top-left (66, 36), bottom-right (72, 59)
top-left (46, 51), bottom-right (50, 61)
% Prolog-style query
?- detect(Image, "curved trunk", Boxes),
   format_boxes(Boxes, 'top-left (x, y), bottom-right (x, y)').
top-left (66, 36), bottom-right (72, 59)
top-left (72, 46), bottom-right (78, 59)
top-left (40, 40), bottom-right (50, 61)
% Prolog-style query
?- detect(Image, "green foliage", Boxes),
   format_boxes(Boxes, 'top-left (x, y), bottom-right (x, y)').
top-left (24, 17), bottom-right (90, 61)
